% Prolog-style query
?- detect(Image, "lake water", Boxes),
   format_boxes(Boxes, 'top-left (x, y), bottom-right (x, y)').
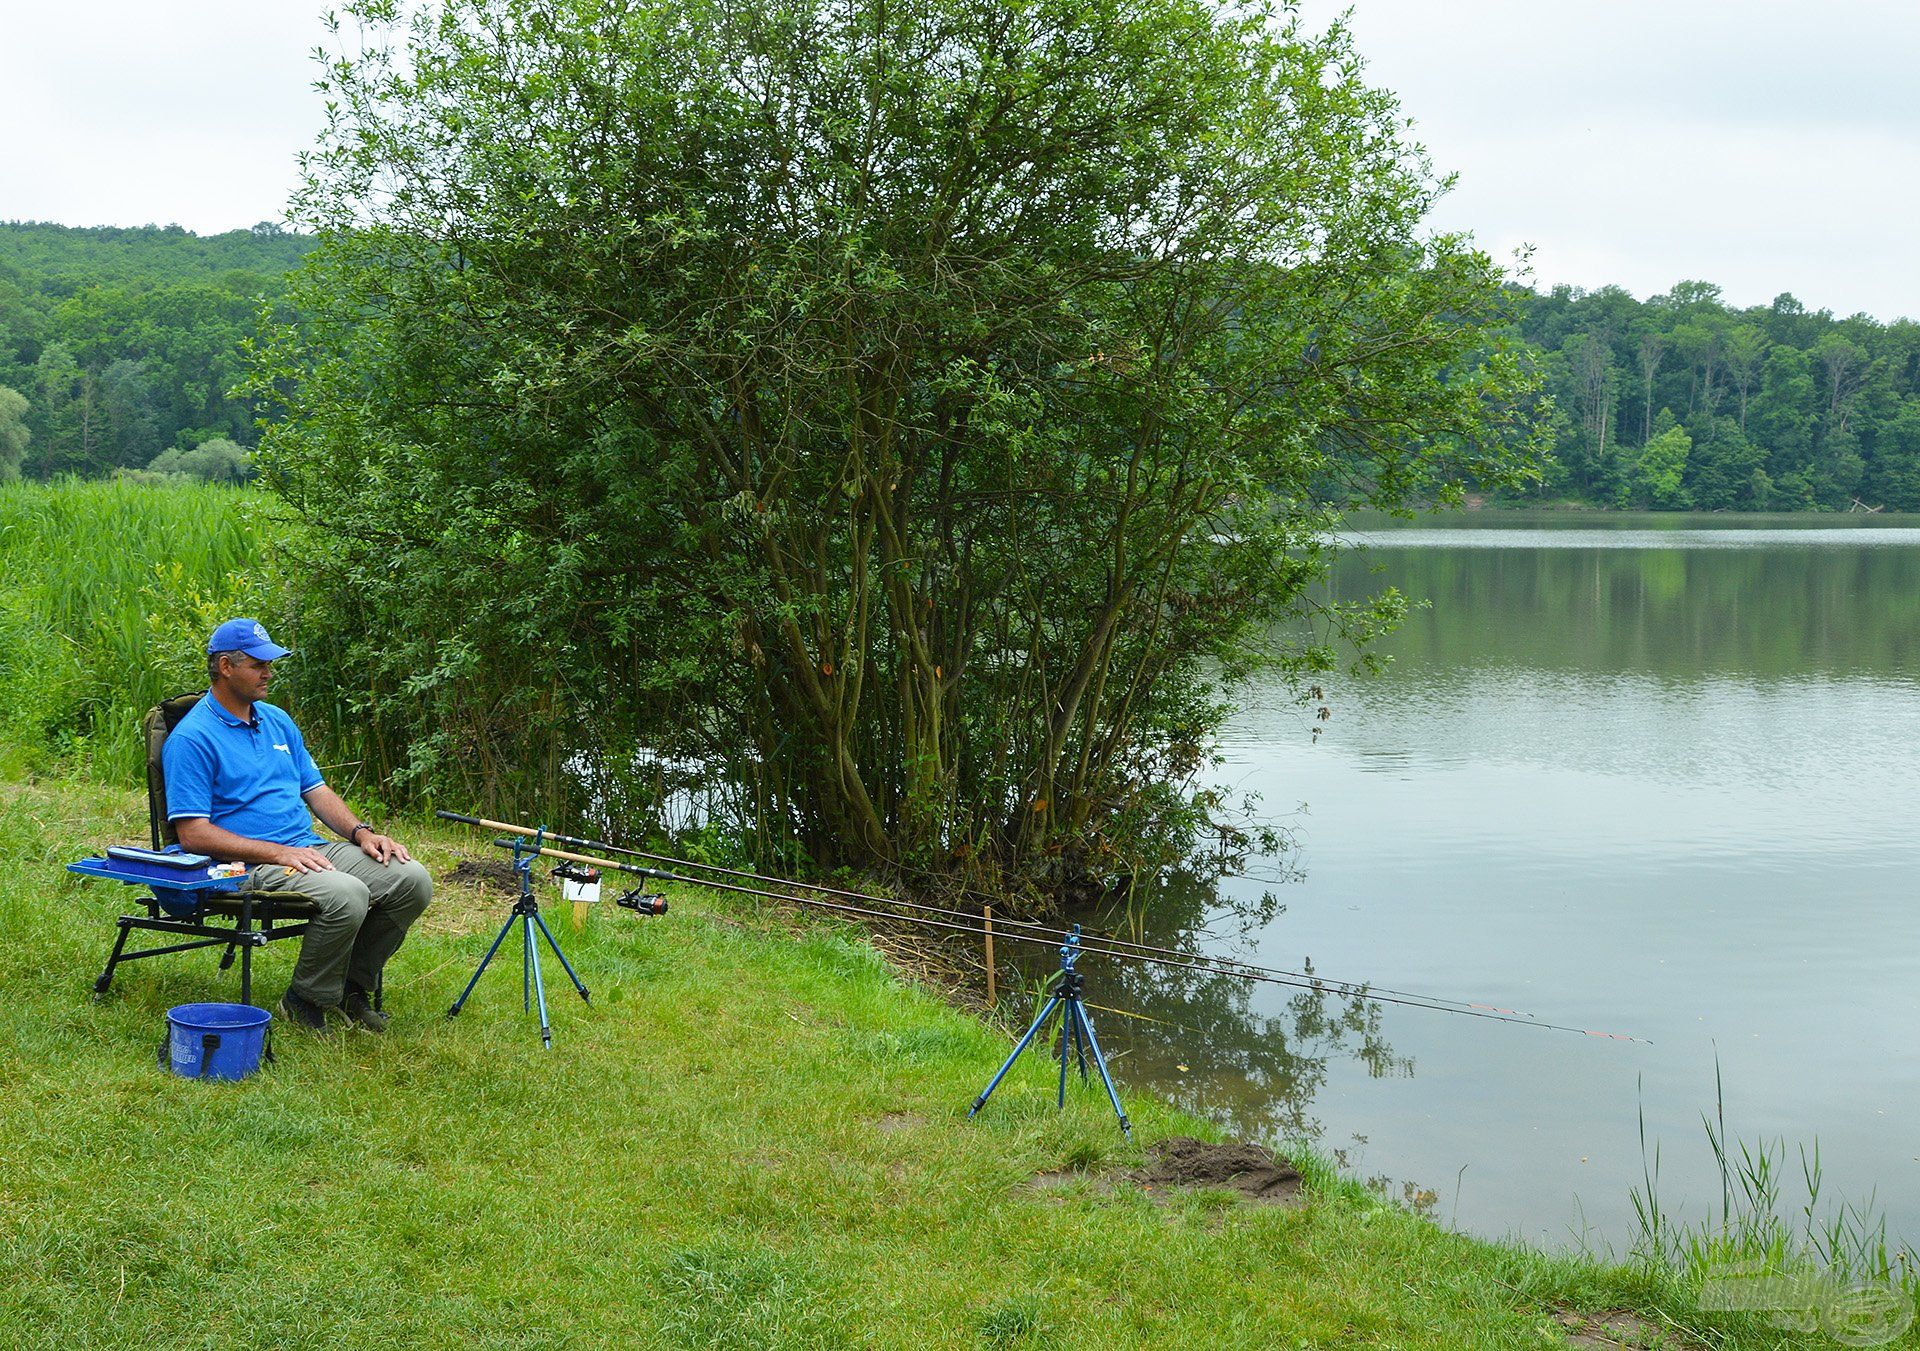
top-left (1089, 512), bottom-right (1920, 1254)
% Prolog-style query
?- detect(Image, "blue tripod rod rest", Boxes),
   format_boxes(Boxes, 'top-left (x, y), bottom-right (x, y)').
top-left (967, 925), bottom-right (1132, 1137)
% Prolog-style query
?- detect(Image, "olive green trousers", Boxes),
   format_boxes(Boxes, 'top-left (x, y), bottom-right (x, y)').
top-left (246, 843), bottom-right (433, 1007)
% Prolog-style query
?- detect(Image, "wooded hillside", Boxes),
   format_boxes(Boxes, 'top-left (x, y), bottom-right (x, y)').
top-left (0, 221), bottom-right (311, 478)
top-left (1515, 281), bottom-right (1920, 510)
top-left (2, 220), bottom-right (1916, 513)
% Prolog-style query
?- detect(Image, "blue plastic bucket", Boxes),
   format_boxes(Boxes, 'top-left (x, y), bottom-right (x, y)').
top-left (165, 1003), bottom-right (272, 1081)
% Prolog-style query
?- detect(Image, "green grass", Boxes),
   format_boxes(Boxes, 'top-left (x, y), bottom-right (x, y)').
top-left (0, 478), bottom-right (285, 780)
top-left (0, 774), bottom-right (1892, 1349)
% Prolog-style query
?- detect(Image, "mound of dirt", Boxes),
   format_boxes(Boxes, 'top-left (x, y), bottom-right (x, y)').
top-left (446, 858), bottom-right (520, 894)
top-left (1131, 1136), bottom-right (1302, 1206)
top-left (1552, 1308), bottom-right (1700, 1350)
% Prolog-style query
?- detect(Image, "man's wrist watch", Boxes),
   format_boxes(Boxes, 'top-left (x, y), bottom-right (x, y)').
top-left (349, 822), bottom-right (373, 844)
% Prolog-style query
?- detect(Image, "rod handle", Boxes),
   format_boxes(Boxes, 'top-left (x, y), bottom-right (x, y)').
top-left (486, 836), bottom-right (663, 880)
top-left (437, 809), bottom-right (531, 834)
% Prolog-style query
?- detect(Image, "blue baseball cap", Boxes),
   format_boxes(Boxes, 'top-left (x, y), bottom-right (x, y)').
top-left (206, 618), bottom-right (292, 661)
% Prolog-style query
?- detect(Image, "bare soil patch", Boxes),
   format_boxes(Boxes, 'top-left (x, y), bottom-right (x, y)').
top-left (1129, 1136), bottom-right (1302, 1206)
top-left (447, 858), bottom-right (520, 894)
top-left (1551, 1308), bottom-right (1697, 1349)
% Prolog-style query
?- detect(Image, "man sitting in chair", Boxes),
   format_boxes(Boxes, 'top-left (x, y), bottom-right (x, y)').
top-left (164, 618), bottom-right (432, 1033)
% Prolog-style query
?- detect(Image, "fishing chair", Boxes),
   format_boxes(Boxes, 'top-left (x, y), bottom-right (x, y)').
top-left (89, 692), bottom-right (317, 1007)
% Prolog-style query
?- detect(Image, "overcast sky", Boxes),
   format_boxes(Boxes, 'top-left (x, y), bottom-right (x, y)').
top-left (3, 1), bottom-right (1915, 321)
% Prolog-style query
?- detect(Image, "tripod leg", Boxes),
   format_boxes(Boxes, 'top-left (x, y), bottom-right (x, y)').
top-left (969, 996), bottom-right (1063, 1119)
top-left (1057, 998), bottom-right (1072, 1108)
top-left (531, 909), bottom-right (591, 1002)
top-left (523, 911), bottom-right (534, 1012)
top-left (449, 911), bottom-right (521, 1017)
top-left (1060, 998), bottom-right (1089, 1082)
top-left (1070, 1001), bottom-right (1132, 1138)
top-left (529, 923), bottom-right (552, 1051)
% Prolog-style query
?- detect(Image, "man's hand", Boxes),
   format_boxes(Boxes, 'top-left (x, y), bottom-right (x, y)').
top-left (303, 786), bottom-right (412, 866)
top-left (276, 844), bottom-right (336, 873)
top-left (357, 832), bottom-right (412, 866)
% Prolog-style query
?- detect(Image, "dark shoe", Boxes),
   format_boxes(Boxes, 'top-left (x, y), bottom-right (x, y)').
top-left (340, 986), bottom-right (389, 1034)
top-left (277, 989), bottom-right (330, 1034)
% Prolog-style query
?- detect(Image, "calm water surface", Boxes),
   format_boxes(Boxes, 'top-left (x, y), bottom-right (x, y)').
top-left (1092, 512), bottom-right (1920, 1252)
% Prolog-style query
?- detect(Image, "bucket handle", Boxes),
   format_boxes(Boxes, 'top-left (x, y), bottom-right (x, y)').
top-left (198, 1032), bottom-right (221, 1078)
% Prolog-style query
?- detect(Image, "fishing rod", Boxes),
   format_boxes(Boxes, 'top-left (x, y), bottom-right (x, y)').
top-left (438, 811), bottom-right (1530, 1018)
top-left (438, 811), bottom-right (1646, 1042)
top-left (476, 832), bottom-right (1585, 1031)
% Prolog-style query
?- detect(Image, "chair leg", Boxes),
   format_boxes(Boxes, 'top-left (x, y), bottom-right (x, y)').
top-left (239, 891), bottom-right (255, 1008)
top-left (95, 920), bottom-right (134, 998)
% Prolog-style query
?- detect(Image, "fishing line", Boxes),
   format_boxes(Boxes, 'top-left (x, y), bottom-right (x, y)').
top-left (439, 812), bottom-right (1523, 1017)
top-left (716, 867), bottom-right (1638, 1038)
top-left (439, 814), bottom-right (1646, 1041)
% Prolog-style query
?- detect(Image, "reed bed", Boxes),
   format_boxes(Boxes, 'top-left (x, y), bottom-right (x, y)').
top-left (1632, 1063), bottom-right (1918, 1340)
top-left (0, 478), bottom-right (286, 779)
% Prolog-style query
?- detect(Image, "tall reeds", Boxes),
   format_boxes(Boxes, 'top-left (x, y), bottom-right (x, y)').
top-left (0, 478), bottom-right (287, 781)
top-left (1631, 1062), bottom-right (1918, 1312)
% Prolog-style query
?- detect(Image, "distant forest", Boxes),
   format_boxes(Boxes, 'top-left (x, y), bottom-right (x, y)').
top-left (1, 221), bottom-right (1916, 509)
top-left (1514, 281), bottom-right (1920, 511)
top-left (0, 222), bottom-right (311, 481)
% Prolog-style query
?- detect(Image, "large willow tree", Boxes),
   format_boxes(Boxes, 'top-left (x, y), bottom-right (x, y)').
top-left (253, 0), bottom-right (1540, 891)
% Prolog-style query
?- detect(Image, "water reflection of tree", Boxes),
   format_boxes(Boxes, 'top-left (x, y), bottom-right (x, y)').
top-left (1110, 863), bottom-right (1290, 948)
top-left (1003, 869), bottom-right (1412, 1145)
top-left (1331, 541), bottom-right (1920, 679)
top-left (1093, 954), bottom-right (1412, 1143)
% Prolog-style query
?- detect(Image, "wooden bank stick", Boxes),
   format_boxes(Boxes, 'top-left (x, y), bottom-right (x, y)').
top-left (984, 906), bottom-right (996, 1005)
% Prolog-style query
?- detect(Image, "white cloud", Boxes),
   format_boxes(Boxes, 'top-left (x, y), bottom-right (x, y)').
top-left (1292, 0), bottom-right (1920, 321)
top-left (1, 0), bottom-right (1915, 321)
top-left (0, 4), bottom-right (334, 233)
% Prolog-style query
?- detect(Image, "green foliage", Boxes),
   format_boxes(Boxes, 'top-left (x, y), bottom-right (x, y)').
top-left (1511, 281), bottom-right (1920, 510)
top-left (7, 211), bottom-right (1919, 518)
top-left (0, 220), bottom-right (310, 285)
top-left (0, 479), bottom-right (287, 779)
top-left (1871, 402), bottom-right (1920, 509)
top-left (253, 0), bottom-right (1541, 889)
top-left (147, 436), bottom-right (250, 483)
top-left (0, 385), bottom-right (25, 481)
top-left (1681, 419), bottom-right (1767, 510)
top-left (0, 222), bottom-right (312, 478)
top-left (1617, 425), bottom-right (1692, 509)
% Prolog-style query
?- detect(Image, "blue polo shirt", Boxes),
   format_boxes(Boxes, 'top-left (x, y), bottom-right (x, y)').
top-left (161, 693), bottom-right (327, 848)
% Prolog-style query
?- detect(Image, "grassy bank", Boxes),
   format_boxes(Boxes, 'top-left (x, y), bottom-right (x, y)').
top-left (1, 478), bottom-right (1892, 1346)
top-left (0, 773), bottom-right (1870, 1349)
